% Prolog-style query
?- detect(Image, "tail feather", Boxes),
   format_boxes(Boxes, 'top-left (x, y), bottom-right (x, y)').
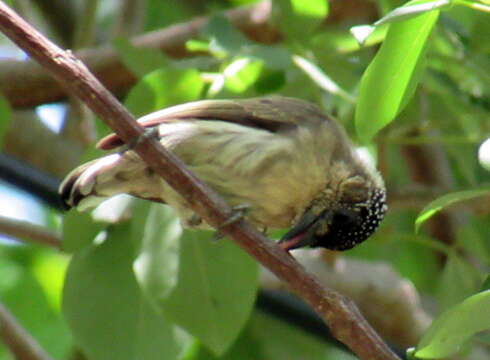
top-left (59, 161), bottom-right (95, 209)
top-left (59, 154), bottom-right (127, 211)
top-left (59, 151), bottom-right (166, 211)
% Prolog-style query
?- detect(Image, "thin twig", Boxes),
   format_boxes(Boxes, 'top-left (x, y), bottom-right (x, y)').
top-left (0, 215), bottom-right (61, 249)
top-left (0, 2), bottom-right (400, 359)
top-left (0, 302), bottom-right (55, 360)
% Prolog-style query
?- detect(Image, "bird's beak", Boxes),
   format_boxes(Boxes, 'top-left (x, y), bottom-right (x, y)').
top-left (279, 209), bottom-right (330, 251)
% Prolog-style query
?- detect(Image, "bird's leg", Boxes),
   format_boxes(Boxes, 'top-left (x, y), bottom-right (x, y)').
top-left (120, 127), bottom-right (160, 153)
top-left (213, 204), bottom-right (251, 241)
top-left (187, 214), bottom-right (203, 227)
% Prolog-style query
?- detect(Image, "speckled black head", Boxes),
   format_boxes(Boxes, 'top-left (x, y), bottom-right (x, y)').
top-left (279, 188), bottom-right (387, 252)
top-left (316, 188), bottom-right (387, 250)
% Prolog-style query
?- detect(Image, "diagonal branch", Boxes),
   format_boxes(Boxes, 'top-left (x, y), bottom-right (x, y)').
top-left (0, 215), bottom-right (61, 249)
top-left (0, 302), bottom-right (55, 360)
top-left (0, 2), bottom-right (400, 360)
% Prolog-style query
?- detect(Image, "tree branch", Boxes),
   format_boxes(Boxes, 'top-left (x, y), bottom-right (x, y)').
top-left (262, 251), bottom-right (431, 348)
top-left (0, 0), bottom-right (379, 109)
top-left (0, 1), bottom-right (277, 108)
top-left (0, 2), bottom-right (400, 359)
top-left (0, 215), bottom-right (61, 249)
top-left (0, 302), bottom-right (55, 360)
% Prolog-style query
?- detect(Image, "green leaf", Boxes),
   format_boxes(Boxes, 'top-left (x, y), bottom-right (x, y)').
top-left (0, 94), bottom-right (12, 148)
top-left (291, 0), bottom-right (329, 18)
top-left (31, 252), bottom-right (69, 312)
top-left (187, 310), bottom-right (357, 360)
top-left (457, 0), bottom-right (490, 13)
top-left (274, 0), bottom-right (329, 40)
top-left (355, 8), bottom-right (439, 142)
top-left (202, 15), bottom-right (251, 55)
top-left (62, 210), bottom-right (105, 253)
top-left (415, 186), bottom-right (490, 232)
top-left (186, 39), bottom-right (211, 53)
top-left (436, 251), bottom-right (481, 311)
top-left (125, 67), bottom-right (204, 117)
top-left (224, 59), bottom-right (263, 94)
top-left (349, 0), bottom-right (447, 47)
top-left (250, 312), bottom-right (356, 360)
top-left (0, 249), bottom-right (72, 359)
top-left (350, 25), bottom-right (378, 46)
top-left (184, 325), bottom-right (262, 360)
top-left (456, 217), bottom-right (490, 267)
top-left (159, 231), bottom-right (259, 356)
top-left (113, 38), bottom-right (168, 78)
top-left (63, 223), bottom-right (193, 360)
top-left (375, 0), bottom-right (451, 27)
top-left (479, 274), bottom-right (490, 292)
top-left (133, 204), bottom-right (182, 301)
top-left (254, 68), bottom-right (286, 94)
top-left (469, 11), bottom-right (490, 53)
top-left (249, 45), bottom-right (292, 70)
top-left (415, 290), bottom-right (490, 358)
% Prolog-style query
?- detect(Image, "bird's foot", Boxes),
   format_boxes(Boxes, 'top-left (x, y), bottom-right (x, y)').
top-left (120, 127), bottom-right (160, 153)
top-left (213, 204), bottom-right (251, 241)
top-left (187, 214), bottom-right (203, 227)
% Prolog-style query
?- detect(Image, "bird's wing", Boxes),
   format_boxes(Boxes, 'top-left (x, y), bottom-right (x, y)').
top-left (97, 96), bottom-right (328, 150)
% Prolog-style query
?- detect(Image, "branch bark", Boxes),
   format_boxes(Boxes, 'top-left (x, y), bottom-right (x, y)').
top-left (0, 1), bottom-right (278, 108)
top-left (0, 215), bottom-right (61, 249)
top-left (0, 2), bottom-right (400, 359)
top-left (262, 251), bottom-right (431, 348)
top-left (0, 0), bottom-right (379, 109)
top-left (0, 302), bottom-right (55, 360)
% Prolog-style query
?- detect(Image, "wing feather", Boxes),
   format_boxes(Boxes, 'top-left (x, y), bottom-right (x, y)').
top-left (97, 96), bottom-right (328, 150)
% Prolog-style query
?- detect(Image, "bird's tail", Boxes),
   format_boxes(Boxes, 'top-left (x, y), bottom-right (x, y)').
top-left (59, 153), bottom-right (141, 211)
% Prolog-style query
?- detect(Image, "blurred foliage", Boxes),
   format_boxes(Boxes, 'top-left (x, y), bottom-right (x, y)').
top-left (0, 0), bottom-right (490, 359)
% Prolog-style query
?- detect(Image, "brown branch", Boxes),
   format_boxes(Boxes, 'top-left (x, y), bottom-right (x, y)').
top-left (0, 0), bottom-right (379, 109)
top-left (0, 1), bottom-right (278, 108)
top-left (0, 2), bottom-right (400, 360)
top-left (0, 302), bottom-right (55, 360)
top-left (261, 252), bottom-right (431, 348)
top-left (0, 215), bottom-right (61, 249)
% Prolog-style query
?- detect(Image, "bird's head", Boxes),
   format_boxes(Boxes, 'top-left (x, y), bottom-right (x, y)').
top-left (279, 186), bottom-right (387, 251)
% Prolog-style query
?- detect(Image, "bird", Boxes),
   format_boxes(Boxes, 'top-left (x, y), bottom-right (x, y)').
top-left (59, 96), bottom-right (387, 251)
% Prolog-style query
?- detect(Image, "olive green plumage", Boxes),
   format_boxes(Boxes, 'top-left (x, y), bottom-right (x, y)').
top-left (60, 96), bottom-right (386, 251)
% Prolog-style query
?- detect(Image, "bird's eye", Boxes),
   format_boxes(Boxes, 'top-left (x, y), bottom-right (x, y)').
top-left (332, 209), bottom-right (359, 226)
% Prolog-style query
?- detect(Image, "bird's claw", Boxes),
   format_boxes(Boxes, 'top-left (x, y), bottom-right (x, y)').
top-left (213, 204), bottom-right (251, 241)
top-left (188, 214), bottom-right (203, 227)
top-left (121, 127), bottom-right (160, 153)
